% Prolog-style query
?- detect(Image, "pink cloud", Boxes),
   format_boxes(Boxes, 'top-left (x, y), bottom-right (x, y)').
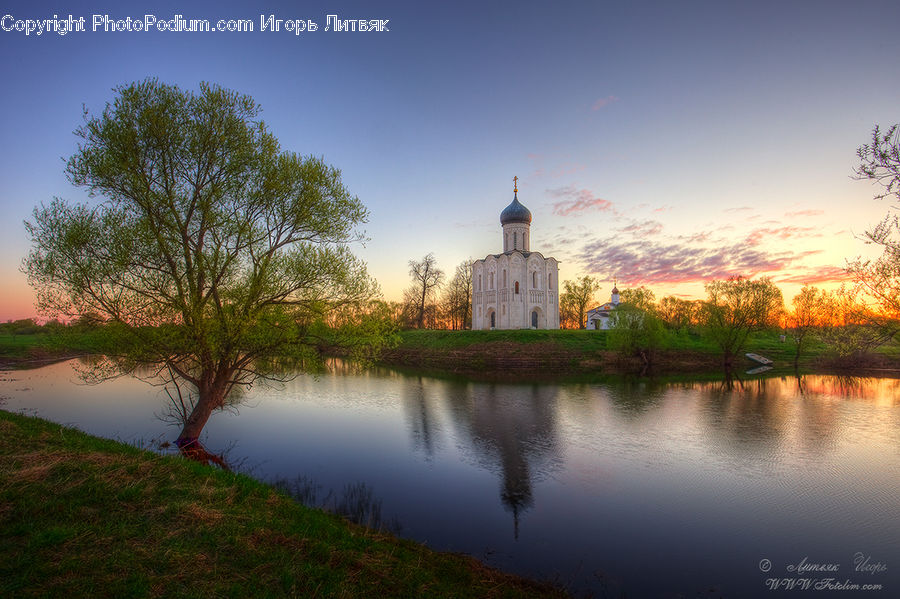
top-left (591, 95), bottom-right (619, 110)
top-left (568, 222), bottom-right (844, 288)
top-left (745, 226), bottom-right (821, 246)
top-left (775, 267), bottom-right (850, 285)
top-left (548, 186), bottom-right (614, 216)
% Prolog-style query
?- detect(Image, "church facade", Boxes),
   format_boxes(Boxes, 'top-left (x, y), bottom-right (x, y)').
top-left (586, 286), bottom-right (620, 330)
top-left (472, 182), bottom-right (560, 330)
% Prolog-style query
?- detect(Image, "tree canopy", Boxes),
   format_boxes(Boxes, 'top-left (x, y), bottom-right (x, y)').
top-left (24, 79), bottom-right (383, 451)
top-left (701, 277), bottom-right (783, 369)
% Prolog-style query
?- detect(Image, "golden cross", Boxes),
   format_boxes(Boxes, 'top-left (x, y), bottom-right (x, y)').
top-left (513, 176), bottom-right (518, 193)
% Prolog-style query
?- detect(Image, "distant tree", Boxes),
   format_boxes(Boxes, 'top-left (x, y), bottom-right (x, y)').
top-left (817, 287), bottom-right (898, 362)
top-left (701, 277), bottom-right (784, 370)
top-left (24, 79), bottom-right (382, 454)
top-left (849, 124), bottom-right (900, 318)
top-left (619, 287), bottom-right (657, 312)
top-left (786, 285), bottom-right (826, 368)
top-left (658, 296), bottom-right (701, 330)
top-left (559, 276), bottom-right (600, 329)
top-left (405, 253), bottom-right (444, 329)
top-left (440, 260), bottom-right (473, 330)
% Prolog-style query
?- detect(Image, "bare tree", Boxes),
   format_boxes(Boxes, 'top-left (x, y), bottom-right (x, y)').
top-left (405, 253), bottom-right (444, 329)
top-left (440, 260), bottom-right (473, 330)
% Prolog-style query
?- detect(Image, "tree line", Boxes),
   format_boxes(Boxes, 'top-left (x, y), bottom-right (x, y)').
top-left (559, 276), bottom-right (899, 370)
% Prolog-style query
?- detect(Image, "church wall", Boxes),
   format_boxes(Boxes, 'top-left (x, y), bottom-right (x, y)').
top-left (472, 253), bottom-right (559, 330)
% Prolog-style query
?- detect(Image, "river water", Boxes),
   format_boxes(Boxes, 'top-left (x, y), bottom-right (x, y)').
top-left (2, 359), bottom-right (898, 597)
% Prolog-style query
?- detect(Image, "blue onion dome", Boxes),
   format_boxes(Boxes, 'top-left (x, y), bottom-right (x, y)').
top-left (500, 193), bottom-right (532, 225)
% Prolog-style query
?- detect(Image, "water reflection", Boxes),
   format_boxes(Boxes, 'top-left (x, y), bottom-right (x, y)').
top-left (1, 361), bottom-right (898, 597)
top-left (402, 376), bottom-right (442, 461)
top-left (443, 382), bottom-right (562, 538)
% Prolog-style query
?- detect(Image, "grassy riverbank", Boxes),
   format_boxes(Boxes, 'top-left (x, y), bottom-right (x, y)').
top-left (4, 327), bottom-right (899, 377)
top-left (0, 410), bottom-right (566, 598)
top-left (378, 329), bottom-right (900, 377)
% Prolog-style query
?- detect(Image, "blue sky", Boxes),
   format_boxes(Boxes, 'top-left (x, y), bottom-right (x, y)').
top-left (2, 0), bottom-right (899, 319)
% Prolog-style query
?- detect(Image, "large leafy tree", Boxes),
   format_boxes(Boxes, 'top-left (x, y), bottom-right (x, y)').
top-left (701, 277), bottom-right (783, 370)
top-left (25, 79), bottom-right (381, 451)
top-left (850, 124), bottom-right (900, 318)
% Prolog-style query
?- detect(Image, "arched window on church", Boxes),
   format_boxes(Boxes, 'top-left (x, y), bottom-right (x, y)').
top-left (532, 271), bottom-right (537, 289)
top-left (548, 273), bottom-right (552, 289)
top-left (503, 270), bottom-right (507, 288)
top-left (489, 272), bottom-right (494, 290)
top-left (515, 281), bottom-right (519, 294)
top-left (513, 231), bottom-right (518, 249)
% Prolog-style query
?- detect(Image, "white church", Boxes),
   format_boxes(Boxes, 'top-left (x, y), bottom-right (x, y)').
top-left (472, 180), bottom-right (560, 330)
top-left (586, 286), bottom-right (621, 330)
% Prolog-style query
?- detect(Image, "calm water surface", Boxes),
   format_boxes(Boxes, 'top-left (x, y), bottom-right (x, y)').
top-left (2, 360), bottom-right (899, 597)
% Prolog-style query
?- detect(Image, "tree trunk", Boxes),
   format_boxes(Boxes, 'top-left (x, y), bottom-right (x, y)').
top-left (175, 375), bottom-right (231, 470)
top-left (176, 392), bottom-right (220, 447)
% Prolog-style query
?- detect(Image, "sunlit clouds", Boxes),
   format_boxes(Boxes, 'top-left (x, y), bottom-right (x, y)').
top-left (548, 186), bottom-right (615, 216)
top-left (542, 201), bottom-right (853, 294)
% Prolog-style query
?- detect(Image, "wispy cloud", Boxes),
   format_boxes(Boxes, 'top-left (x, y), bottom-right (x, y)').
top-left (785, 209), bottom-right (825, 218)
top-left (568, 222), bottom-right (843, 288)
top-left (548, 186), bottom-right (613, 216)
top-left (744, 226), bottom-right (821, 246)
top-left (591, 95), bottom-right (619, 110)
top-left (618, 220), bottom-right (664, 236)
top-left (527, 153), bottom-right (584, 179)
top-left (775, 266), bottom-right (849, 285)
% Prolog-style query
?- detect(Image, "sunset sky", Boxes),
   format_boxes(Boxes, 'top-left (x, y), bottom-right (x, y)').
top-left (1, 0), bottom-right (899, 321)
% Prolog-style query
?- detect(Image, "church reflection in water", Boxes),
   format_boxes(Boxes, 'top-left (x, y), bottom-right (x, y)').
top-left (402, 377), bottom-right (562, 538)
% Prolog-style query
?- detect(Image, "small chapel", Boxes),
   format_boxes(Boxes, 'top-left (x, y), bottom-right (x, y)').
top-left (472, 178), bottom-right (560, 330)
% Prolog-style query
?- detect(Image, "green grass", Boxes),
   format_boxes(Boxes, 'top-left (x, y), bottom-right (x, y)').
top-left (394, 328), bottom-right (900, 374)
top-left (397, 328), bottom-right (722, 354)
top-left (398, 328), bottom-right (612, 351)
top-left (0, 334), bottom-right (51, 359)
top-left (0, 410), bottom-right (566, 598)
